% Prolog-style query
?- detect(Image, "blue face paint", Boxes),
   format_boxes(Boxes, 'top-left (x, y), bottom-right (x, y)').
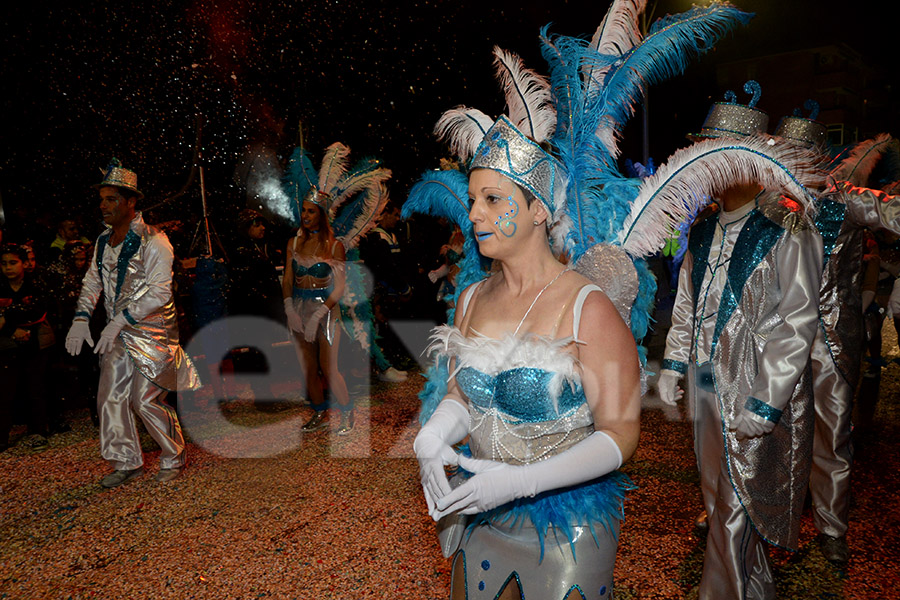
top-left (495, 195), bottom-right (518, 237)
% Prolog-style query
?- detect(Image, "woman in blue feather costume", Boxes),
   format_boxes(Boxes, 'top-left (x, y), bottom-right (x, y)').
top-left (409, 2), bottom-right (755, 597)
top-left (413, 50), bottom-right (642, 600)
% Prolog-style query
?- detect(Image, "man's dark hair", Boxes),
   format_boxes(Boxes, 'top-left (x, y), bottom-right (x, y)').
top-left (0, 243), bottom-right (29, 262)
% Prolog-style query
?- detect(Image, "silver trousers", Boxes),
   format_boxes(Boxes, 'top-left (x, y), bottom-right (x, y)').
top-left (691, 365), bottom-right (775, 600)
top-left (98, 341), bottom-right (185, 470)
top-left (809, 328), bottom-right (853, 538)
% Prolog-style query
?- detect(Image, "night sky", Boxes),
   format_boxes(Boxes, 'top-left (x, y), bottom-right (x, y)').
top-left (2, 0), bottom-right (895, 241)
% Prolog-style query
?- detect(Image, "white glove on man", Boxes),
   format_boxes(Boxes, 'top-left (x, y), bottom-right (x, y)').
top-left (413, 398), bottom-right (469, 519)
top-left (303, 304), bottom-right (330, 342)
top-left (433, 430), bottom-right (623, 520)
top-left (94, 313), bottom-right (128, 355)
top-left (284, 298), bottom-right (304, 334)
top-left (731, 409), bottom-right (776, 440)
top-left (657, 370), bottom-right (684, 406)
top-left (65, 319), bottom-right (94, 356)
top-left (428, 264), bottom-right (449, 284)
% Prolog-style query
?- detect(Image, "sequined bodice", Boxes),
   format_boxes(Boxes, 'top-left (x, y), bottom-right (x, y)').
top-left (429, 325), bottom-right (594, 466)
top-left (456, 366), bottom-right (586, 423)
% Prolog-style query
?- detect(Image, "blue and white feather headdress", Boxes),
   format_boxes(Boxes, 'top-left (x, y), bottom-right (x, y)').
top-left (409, 0), bottom-right (755, 420)
top-left (434, 47), bottom-right (569, 246)
top-left (283, 142), bottom-right (392, 249)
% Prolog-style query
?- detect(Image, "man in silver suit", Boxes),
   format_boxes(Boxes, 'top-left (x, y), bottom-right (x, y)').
top-left (777, 118), bottom-right (900, 564)
top-left (66, 159), bottom-right (200, 488)
top-left (658, 95), bottom-right (824, 599)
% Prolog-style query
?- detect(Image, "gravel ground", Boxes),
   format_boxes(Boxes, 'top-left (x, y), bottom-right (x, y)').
top-left (1, 322), bottom-right (897, 599)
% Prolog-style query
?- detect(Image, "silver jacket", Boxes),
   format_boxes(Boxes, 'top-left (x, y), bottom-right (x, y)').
top-left (815, 182), bottom-right (900, 388)
top-left (75, 213), bottom-right (200, 392)
top-left (664, 195), bottom-right (824, 549)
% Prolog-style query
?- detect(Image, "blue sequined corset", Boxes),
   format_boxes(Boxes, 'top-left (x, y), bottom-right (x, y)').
top-left (456, 367), bottom-right (585, 423)
top-left (292, 260), bottom-right (333, 279)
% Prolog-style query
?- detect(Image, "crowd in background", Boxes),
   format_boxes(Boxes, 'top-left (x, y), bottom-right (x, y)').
top-left (0, 194), bottom-right (464, 452)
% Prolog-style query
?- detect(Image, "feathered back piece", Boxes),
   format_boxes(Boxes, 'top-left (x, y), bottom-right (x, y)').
top-left (618, 135), bottom-right (828, 257)
top-left (583, 0), bottom-right (646, 155)
top-left (331, 182), bottom-right (390, 249)
top-left (830, 133), bottom-right (897, 186)
top-left (283, 147), bottom-right (319, 225)
top-left (592, 1), bottom-right (753, 161)
top-left (537, 2), bottom-right (751, 261)
top-left (282, 143), bottom-right (392, 247)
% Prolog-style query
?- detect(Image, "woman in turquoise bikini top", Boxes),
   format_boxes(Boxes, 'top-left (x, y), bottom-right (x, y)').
top-left (282, 196), bottom-right (353, 434)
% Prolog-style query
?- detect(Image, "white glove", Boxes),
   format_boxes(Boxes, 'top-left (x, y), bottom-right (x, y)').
top-left (94, 313), bottom-right (128, 355)
top-left (413, 398), bottom-right (469, 519)
top-left (284, 298), bottom-right (304, 334)
top-left (731, 409), bottom-right (776, 440)
top-left (434, 430), bottom-right (622, 519)
top-left (303, 304), bottom-right (330, 342)
top-left (428, 264), bottom-right (449, 283)
top-left (65, 319), bottom-right (94, 356)
top-left (658, 370), bottom-right (684, 406)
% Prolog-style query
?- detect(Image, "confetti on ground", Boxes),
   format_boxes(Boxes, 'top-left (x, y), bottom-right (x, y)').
top-left (1, 321), bottom-right (898, 599)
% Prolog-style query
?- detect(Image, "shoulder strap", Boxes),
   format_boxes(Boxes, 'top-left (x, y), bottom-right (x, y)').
top-left (458, 280), bottom-right (485, 323)
top-left (572, 284), bottom-right (603, 343)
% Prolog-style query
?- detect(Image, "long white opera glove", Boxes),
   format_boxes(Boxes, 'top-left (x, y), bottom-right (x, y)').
top-left (657, 370), bottom-right (684, 406)
top-left (65, 319), bottom-right (94, 356)
top-left (731, 408), bottom-right (775, 440)
top-left (433, 430), bottom-right (623, 520)
top-left (413, 398), bottom-right (469, 519)
top-left (303, 304), bottom-right (330, 342)
top-left (284, 298), bottom-right (304, 334)
top-left (94, 313), bottom-right (128, 355)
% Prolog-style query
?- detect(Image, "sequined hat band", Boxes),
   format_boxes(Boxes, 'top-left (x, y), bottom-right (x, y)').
top-left (774, 116), bottom-right (827, 149)
top-left (689, 102), bottom-right (769, 141)
top-left (469, 116), bottom-right (558, 214)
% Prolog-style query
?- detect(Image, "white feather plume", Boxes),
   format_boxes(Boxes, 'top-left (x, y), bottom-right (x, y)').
top-left (492, 46), bottom-right (556, 142)
top-left (338, 182), bottom-right (391, 249)
top-left (434, 107), bottom-right (495, 162)
top-left (618, 135), bottom-right (828, 257)
top-left (585, 0), bottom-right (646, 89)
top-left (328, 167), bottom-right (392, 216)
top-left (830, 133), bottom-right (894, 186)
top-left (318, 142), bottom-right (351, 193)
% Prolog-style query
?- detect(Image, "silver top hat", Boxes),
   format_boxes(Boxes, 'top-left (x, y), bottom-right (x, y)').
top-left (689, 81), bottom-right (769, 141)
top-left (775, 100), bottom-right (827, 149)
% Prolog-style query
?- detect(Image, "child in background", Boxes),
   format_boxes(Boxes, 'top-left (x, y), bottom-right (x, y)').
top-left (0, 243), bottom-right (55, 452)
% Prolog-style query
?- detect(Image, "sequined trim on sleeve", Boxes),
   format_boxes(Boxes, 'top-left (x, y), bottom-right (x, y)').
top-left (745, 396), bottom-right (783, 423)
top-left (661, 359), bottom-right (688, 375)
